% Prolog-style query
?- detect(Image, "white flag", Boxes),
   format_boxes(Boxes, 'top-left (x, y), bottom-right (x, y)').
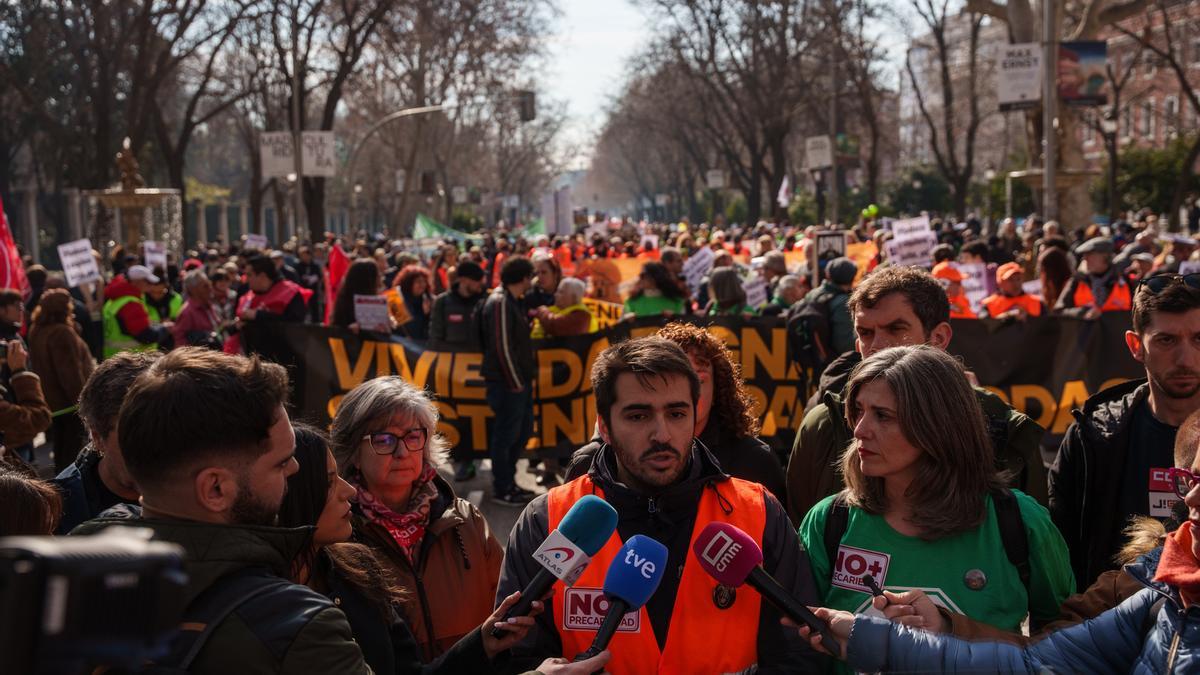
top-left (777, 175), bottom-right (791, 208)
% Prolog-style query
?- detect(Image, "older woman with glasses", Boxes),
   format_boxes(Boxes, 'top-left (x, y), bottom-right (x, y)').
top-left (331, 376), bottom-right (503, 663)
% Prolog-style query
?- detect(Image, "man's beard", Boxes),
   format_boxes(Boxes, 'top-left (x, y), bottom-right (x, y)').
top-left (230, 480), bottom-right (281, 527)
top-left (612, 439), bottom-right (690, 489)
top-left (1153, 369), bottom-right (1200, 400)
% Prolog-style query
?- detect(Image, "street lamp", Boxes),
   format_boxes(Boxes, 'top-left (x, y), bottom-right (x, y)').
top-left (1101, 113), bottom-right (1119, 223)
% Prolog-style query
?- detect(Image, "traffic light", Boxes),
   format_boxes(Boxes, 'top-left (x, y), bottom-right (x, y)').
top-left (517, 90), bottom-right (536, 122)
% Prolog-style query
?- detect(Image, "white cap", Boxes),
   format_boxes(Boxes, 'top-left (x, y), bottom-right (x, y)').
top-left (127, 265), bottom-right (160, 284)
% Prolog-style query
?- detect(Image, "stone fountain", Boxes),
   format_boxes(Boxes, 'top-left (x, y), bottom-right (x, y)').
top-left (84, 138), bottom-right (183, 258)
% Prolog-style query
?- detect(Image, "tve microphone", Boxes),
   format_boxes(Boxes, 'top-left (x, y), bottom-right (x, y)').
top-left (572, 535), bottom-right (668, 662)
top-left (692, 522), bottom-right (840, 654)
top-left (492, 494), bottom-right (618, 637)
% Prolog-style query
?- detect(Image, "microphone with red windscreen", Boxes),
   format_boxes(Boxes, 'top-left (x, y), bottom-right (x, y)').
top-left (692, 522), bottom-right (840, 654)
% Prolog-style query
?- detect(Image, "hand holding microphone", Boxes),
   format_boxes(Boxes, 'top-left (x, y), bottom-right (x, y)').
top-left (573, 535), bottom-right (668, 663)
top-left (493, 495), bottom-right (618, 638)
top-left (692, 522), bottom-right (841, 656)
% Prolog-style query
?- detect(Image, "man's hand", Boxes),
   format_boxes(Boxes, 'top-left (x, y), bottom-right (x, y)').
top-left (7, 340), bottom-right (27, 371)
top-left (782, 607), bottom-right (854, 660)
top-left (870, 589), bottom-right (945, 632)
top-left (536, 651), bottom-right (611, 674)
top-left (481, 591), bottom-right (543, 660)
top-left (1084, 306), bottom-right (1102, 321)
top-left (242, 307), bottom-right (258, 320)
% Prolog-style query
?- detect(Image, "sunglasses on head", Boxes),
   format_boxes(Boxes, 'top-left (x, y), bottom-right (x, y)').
top-left (1140, 274), bottom-right (1200, 295)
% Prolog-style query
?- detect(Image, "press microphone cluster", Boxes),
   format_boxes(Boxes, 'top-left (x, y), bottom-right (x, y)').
top-left (493, 495), bottom-right (619, 637)
top-left (693, 522), bottom-right (840, 654)
top-left (572, 535), bottom-right (668, 662)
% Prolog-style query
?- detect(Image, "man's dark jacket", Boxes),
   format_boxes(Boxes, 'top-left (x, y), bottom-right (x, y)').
top-left (51, 446), bottom-right (138, 535)
top-left (497, 442), bottom-right (824, 673)
top-left (72, 517), bottom-right (370, 674)
top-left (1049, 379), bottom-right (1151, 592)
top-left (565, 431), bottom-right (787, 509)
top-left (480, 287), bottom-right (534, 391)
top-left (429, 285), bottom-right (484, 349)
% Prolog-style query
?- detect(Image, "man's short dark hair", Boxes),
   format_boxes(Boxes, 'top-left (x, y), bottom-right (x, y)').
top-left (0, 290), bottom-right (22, 309)
top-left (119, 348), bottom-right (289, 487)
top-left (1133, 278), bottom-right (1200, 335)
top-left (246, 255), bottom-right (281, 282)
top-left (961, 240), bottom-right (988, 259)
top-left (592, 337), bottom-right (700, 427)
top-left (932, 244), bottom-right (955, 264)
top-left (500, 256), bottom-right (535, 286)
top-left (79, 351), bottom-right (162, 441)
top-left (849, 266), bottom-right (950, 334)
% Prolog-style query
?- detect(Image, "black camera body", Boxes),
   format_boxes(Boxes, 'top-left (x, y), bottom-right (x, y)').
top-left (0, 526), bottom-right (188, 673)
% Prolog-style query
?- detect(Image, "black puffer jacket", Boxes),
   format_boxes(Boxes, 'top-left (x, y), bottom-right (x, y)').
top-left (1049, 379), bottom-right (1150, 592)
top-left (498, 442), bottom-right (824, 673)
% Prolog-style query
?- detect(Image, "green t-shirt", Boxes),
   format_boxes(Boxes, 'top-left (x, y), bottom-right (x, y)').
top-left (623, 294), bottom-right (685, 317)
top-left (800, 490), bottom-right (1075, 633)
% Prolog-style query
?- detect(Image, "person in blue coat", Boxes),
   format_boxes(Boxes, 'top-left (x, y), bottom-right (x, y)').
top-left (794, 456), bottom-right (1200, 674)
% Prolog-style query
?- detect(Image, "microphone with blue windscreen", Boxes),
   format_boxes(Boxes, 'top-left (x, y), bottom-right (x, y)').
top-left (572, 535), bottom-right (668, 662)
top-left (493, 494), bottom-right (618, 636)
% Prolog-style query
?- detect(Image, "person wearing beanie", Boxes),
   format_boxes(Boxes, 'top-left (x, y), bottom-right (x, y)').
top-left (981, 262), bottom-right (1045, 320)
top-left (799, 256), bottom-right (857, 358)
top-left (932, 261), bottom-right (977, 319)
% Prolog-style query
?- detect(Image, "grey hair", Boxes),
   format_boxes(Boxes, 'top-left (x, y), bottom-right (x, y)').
top-left (182, 269), bottom-right (209, 295)
top-left (777, 274), bottom-right (802, 293)
top-left (329, 376), bottom-right (447, 474)
top-left (557, 277), bottom-right (586, 305)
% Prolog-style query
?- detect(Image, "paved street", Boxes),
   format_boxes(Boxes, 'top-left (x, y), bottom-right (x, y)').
top-left (436, 457), bottom-right (547, 547)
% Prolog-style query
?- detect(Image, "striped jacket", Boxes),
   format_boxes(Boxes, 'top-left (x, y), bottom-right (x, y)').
top-left (480, 286), bottom-right (535, 391)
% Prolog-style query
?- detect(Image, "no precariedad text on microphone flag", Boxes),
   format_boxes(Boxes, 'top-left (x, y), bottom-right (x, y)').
top-left (0, 196), bottom-right (29, 300)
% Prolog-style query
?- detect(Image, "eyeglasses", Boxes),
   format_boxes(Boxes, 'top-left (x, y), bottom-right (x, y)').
top-left (1167, 467), bottom-right (1200, 500)
top-left (362, 428), bottom-right (428, 455)
top-left (1140, 274), bottom-right (1200, 295)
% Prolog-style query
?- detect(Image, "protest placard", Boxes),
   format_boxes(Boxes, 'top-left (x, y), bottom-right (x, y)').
top-left (742, 276), bottom-right (768, 309)
top-left (142, 241), bottom-right (167, 273)
top-left (682, 246), bottom-right (715, 294)
top-left (353, 295), bottom-right (391, 331)
top-left (958, 262), bottom-right (988, 315)
top-left (883, 232), bottom-right (936, 268)
top-left (245, 233), bottom-right (269, 250)
top-left (57, 239), bottom-right (100, 287)
top-left (891, 216), bottom-right (932, 242)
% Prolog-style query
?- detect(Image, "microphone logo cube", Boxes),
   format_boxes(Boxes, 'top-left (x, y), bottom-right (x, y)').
top-left (534, 529), bottom-right (591, 586)
top-left (698, 530), bottom-right (742, 572)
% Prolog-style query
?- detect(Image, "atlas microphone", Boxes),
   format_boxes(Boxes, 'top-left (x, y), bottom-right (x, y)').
top-left (692, 522), bottom-right (841, 655)
top-left (492, 494), bottom-right (618, 637)
top-left (572, 535), bottom-right (668, 662)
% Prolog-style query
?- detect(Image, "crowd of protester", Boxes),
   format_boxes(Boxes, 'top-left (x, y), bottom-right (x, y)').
top-left (4, 206), bottom-right (1200, 672)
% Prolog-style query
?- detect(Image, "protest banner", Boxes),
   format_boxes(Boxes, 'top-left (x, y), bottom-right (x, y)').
top-left (142, 241), bottom-right (167, 273)
top-left (682, 246), bottom-right (715, 294)
top-left (883, 232), bottom-right (936, 268)
top-left (582, 298), bottom-right (625, 329)
top-left (997, 43), bottom-right (1041, 111)
top-left (243, 313), bottom-right (1142, 460)
top-left (57, 239), bottom-right (101, 287)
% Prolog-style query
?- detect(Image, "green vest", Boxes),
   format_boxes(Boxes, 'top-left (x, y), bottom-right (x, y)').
top-left (146, 293), bottom-right (183, 324)
top-left (103, 295), bottom-right (156, 359)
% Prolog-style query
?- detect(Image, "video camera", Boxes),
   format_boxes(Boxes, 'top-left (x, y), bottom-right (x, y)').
top-left (0, 526), bottom-right (188, 674)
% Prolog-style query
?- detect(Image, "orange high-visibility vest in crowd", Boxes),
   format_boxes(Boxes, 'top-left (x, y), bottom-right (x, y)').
top-left (1072, 277), bottom-right (1132, 311)
top-left (949, 294), bottom-right (976, 319)
top-left (982, 293), bottom-right (1044, 318)
top-left (546, 474), bottom-right (765, 675)
top-left (555, 245), bottom-right (575, 276)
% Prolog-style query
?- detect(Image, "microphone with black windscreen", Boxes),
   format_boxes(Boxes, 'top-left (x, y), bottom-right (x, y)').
top-left (693, 522), bottom-right (840, 654)
top-left (572, 534), bottom-right (668, 662)
top-left (492, 494), bottom-right (619, 637)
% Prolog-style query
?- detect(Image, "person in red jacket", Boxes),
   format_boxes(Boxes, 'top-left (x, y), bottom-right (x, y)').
top-left (102, 265), bottom-right (173, 357)
top-left (223, 255), bottom-right (311, 353)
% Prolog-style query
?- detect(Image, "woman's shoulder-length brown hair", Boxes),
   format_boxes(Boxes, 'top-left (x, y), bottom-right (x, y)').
top-left (839, 344), bottom-right (1006, 541)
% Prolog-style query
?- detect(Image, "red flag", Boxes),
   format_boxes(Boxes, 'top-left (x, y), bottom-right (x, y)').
top-left (0, 196), bottom-right (29, 300)
top-left (324, 243), bottom-right (349, 324)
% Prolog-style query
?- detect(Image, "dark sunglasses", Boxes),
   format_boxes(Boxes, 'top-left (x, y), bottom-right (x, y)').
top-left (362, 428), bottom-right (428, 455)
top-left (1140, 274), bottom-right (1200, 295)
top-left (1167, 467), bottom-right (1200, 500)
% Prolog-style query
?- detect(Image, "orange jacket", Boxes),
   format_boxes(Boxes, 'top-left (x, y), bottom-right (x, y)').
top-left (949, 293), bottom-right (976, 319)
top-left (982, 293), bottom-right (1044, 318)
top-left (547, 475), bottom-right (764, 674)
top-left (1072, 277), bottom-right (1132, 311)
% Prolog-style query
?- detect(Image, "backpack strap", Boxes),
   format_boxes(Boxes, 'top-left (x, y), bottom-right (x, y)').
top-left (823, 495), bottom-right (851, 573)
top-left (991, 488), bottom-right (1031, 598)
top-left (1142, 596), bottom-right (1168, 640)
top-left (161, 567), bottom-right (289, 671)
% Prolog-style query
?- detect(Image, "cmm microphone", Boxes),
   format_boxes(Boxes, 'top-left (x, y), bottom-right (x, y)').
top-left (492, 494), bottom-right (618, 637)
top-left (692, 522), bottom-right (840, 655)
top-left (572, 535), bottom-right (668, 662)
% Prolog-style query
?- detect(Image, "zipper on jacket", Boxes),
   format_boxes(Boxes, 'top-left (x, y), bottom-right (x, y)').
top-left (403, 545), bottom-right (439, 662)
top-left (1166, 629), bottom-right (1181, 673)
top-left (647, 497), bottom-right (657, 514)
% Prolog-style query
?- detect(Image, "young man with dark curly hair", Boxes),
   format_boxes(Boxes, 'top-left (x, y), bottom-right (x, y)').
top-left (565, 322), bottom-right (786, 503)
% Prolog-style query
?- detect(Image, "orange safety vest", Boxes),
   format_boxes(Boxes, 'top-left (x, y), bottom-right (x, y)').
top-left (1071, 277), bottom-right (1132, 311)
top-left (982, 293), bottom-right (1043, 318)
top-left (949, 293), bottom-right (976, 319)
top-left (546, 475), bottom-right (765, 675)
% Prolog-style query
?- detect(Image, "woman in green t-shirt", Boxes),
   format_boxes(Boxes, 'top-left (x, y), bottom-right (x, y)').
top-left (623, 261), bottom-right (687, 317)
top-left (799, 345), bottom-right (1074, 663)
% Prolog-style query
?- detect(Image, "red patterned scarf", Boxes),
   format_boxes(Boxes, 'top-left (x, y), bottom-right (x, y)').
top-left (351, 465), bottom-right (439, 563)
